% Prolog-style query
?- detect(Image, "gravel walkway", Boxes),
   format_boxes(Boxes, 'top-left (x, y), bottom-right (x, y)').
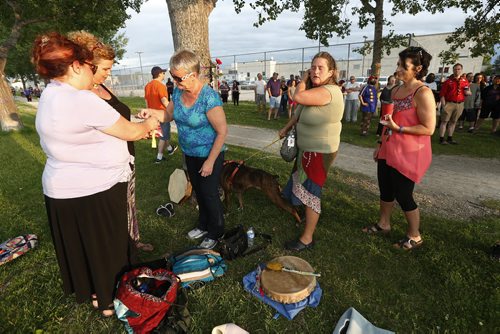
top-left (225, 124), bottom-right (500, 219)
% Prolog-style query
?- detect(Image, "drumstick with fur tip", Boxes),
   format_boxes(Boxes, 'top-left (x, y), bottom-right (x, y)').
top-left (266, 262), bottom-right (321, 277)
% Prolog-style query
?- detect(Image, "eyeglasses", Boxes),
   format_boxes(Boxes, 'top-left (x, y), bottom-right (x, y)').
top-left (84, 61), bottom-right (98, 74)
top-left (170, 71), bottom-right (193, 83)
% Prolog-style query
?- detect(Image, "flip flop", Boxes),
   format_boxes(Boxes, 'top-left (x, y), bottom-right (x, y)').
top-left (393, 236), bottom-right (423, 250)
top-left (164, 202), bottom-right (174, 213)
top-left (362, 223), bottom-right (390, 235)
top-left (136, 242), bottom-right (154, 252)
top-left (156, 203), bottom-right (175, 218)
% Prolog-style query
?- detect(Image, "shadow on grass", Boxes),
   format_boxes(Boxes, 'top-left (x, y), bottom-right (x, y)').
top-left (0, 103), bottom-right (498, 333)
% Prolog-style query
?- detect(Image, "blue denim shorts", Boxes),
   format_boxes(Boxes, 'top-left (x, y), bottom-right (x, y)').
top-left (269, 96), bottom-right (281, 109)
top-left (160, 122), bottom-right (171, 140)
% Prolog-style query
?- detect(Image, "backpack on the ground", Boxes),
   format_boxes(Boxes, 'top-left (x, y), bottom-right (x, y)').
top-left (114, 267), bottom-right (180, 334)
top-left (168, 248), bottom-right (227, 289)
top-left (217, 225), bottom-right (272, 260)
top-left (152, 287), bottom-right (191, 334)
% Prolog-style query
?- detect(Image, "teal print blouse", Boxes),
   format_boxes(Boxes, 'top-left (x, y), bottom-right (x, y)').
top-left (173, 85), bottom-right (225, 157)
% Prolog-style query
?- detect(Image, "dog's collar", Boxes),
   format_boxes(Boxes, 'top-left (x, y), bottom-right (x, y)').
top-left (225, 160), bottom-right (245, 186)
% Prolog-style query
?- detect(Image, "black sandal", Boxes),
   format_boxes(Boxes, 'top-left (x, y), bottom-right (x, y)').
top-left (156, 203), bottom-right (175, 218)
top-left (101, 304), bottom-right (115, 318)
top-left (285, 239), bottom-right (315, 252)
top-left (91, 295), bottom-right (98, 309)
top-left (362, 223), bottom-right (390, 235)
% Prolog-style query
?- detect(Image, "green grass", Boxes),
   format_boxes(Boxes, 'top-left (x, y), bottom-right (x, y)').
top-left (1, 103), bottom-right (499, 333)
top-left (122, 96), bottom-right (500, 159)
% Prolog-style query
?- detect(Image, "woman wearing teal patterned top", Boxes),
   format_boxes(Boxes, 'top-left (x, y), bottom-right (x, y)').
top-left (139, 49), bottom-right (228, 249)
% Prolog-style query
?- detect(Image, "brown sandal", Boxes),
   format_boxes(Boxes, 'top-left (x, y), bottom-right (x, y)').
top-left (393, 236), bottom-right (423, 250)
top-left (362, 224), bottom-right (390, 235)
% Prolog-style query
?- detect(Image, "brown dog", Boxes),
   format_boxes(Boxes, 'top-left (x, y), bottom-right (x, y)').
top-left (220, 161), bottom-right (301, 223)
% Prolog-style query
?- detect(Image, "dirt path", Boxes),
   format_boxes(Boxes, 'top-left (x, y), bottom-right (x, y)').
top-left (225, 124), bottom-right (500, 219)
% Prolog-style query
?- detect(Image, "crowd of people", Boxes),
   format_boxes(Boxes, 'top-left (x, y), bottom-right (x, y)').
top-left (336, 66), bottom-right (499, 139)
top-left (30, 26), bottom-right (497, 320)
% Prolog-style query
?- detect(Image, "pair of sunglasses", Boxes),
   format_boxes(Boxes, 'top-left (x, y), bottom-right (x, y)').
top-left (170, 71), bottom-right (193, 83)
top-left (84, 61), bottom-right (98, 74)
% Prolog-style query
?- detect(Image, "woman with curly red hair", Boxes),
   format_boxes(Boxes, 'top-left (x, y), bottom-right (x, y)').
top-left (33, 32), bottom-right (158, 316)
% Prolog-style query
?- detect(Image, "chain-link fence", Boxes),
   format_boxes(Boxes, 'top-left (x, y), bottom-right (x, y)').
top-left (109, 35), bottom-right (462, 98)
top-left (109, 40), bottom-right (382, 97)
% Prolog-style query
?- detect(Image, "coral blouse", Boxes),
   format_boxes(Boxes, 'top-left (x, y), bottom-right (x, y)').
top-left (377, 86), bottom-right (432, 183)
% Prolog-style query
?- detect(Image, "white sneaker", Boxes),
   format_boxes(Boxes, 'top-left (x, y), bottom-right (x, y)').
top-left (187, 228), bottom-right (208, 240)
top-left (199, 237), bottom-right (217, 249)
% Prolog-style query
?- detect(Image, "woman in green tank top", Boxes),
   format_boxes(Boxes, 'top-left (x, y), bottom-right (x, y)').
top-left (279, 52), bottom-right (344, 251)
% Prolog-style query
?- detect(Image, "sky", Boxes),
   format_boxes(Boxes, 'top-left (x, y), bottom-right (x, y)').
top-left (117, 0), bottom-right (471, 69)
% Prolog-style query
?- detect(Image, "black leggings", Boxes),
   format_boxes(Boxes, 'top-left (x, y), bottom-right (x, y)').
top-left (377, 159), bottom-right (418, 212)
top-left (185, 152), bottom-right (225, 239)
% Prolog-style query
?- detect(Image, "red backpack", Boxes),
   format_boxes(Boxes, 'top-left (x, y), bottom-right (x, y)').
top-left (114, 267), bottom-right (179, 334)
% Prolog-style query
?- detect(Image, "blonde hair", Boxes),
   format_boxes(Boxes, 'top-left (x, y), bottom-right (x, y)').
top-left (169, 49), bottom-right (200, 74)
top-left (67, 30), bottom-right (115, 63)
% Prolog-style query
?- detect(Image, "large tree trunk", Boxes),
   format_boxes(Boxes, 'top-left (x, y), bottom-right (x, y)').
top-left (166, 0), bottom-right (217, 80)
top-left (0, 1), bottom-right (27, 131)
top-left (371, 0), bottom-right (384, 78)
top-left (0, 58), bottom-right (23, 131)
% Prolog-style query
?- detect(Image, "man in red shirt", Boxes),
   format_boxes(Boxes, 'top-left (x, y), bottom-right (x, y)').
top-left (145, 66), bottom-right (177, 163)
top-left (439, 63), bottom-right (471, 144)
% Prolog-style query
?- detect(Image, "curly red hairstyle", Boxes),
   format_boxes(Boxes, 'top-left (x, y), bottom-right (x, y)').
top-left (32, 32), bottom-right (92, 79)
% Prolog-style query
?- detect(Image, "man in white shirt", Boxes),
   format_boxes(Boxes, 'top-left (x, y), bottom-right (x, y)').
top-left (254, 73), bottom-right (267, 113)
top-left (344, 76), bottom-right (361, 122)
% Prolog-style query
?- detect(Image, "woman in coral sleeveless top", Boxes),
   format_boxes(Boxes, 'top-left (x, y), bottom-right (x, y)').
top-left (363, 47), bottom-right (436, 250)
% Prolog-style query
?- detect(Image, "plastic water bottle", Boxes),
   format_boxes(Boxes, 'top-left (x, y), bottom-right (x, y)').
top-left (247, 227), bottom-right (255, 248)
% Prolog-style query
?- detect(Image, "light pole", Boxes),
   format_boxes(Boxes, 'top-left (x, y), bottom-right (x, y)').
top-left (406, 33), bottom-right (412, 47)
top-left (318, 28), bottom-right (321, 52)
top-left (361, 36), bottom-right (367, 77)
top-left (136, 51), bottom-right (144, 87)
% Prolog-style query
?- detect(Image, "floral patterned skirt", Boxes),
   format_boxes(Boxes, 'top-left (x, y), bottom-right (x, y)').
top-left (127, 168), bottom-right (139, 242)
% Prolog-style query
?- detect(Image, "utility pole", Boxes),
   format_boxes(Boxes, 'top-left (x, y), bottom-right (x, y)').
top-left (136, 51), bottom-right (144, 87)
top-left (406, 33), bottom-right (412, 47)
top-left (318, 28), bottom-right (321, 53)
top-left (361, 36), bottom-right (368, 77)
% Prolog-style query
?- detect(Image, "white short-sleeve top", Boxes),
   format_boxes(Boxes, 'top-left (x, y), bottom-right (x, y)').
top-left (36, 81), bottom-right (131, 199)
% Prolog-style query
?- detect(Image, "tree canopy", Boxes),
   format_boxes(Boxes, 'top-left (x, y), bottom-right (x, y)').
top-left (0, 0), bottom-right (143, 131)
top-left (233, 0), bottom-right (499, 74)
top-left (0, 0), bottom-right (142, 70)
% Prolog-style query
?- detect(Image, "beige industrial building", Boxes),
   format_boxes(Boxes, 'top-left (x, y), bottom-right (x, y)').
top-left (220, 32), bottom-right (484, 83)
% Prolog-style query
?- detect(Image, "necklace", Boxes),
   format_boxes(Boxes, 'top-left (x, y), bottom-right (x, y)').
top-left (93, 83), bottom-right (99, 89)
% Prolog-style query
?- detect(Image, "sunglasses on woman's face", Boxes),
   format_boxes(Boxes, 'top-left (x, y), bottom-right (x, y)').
top-left (84, 61), bottom-right (98, 74)
top-left (170, 71), bottom-right (193, 83)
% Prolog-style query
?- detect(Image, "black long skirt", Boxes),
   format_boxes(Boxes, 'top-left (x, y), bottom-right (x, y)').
top-left (45, 182), bottom-right (136, 310)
